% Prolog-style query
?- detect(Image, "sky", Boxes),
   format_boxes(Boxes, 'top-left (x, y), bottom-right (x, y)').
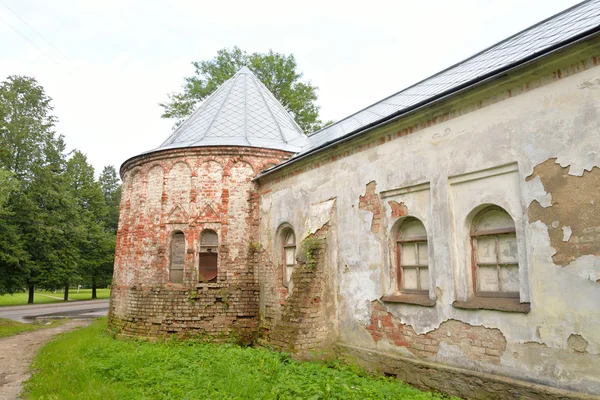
top-left (0, 0), bottom-right (583, 176)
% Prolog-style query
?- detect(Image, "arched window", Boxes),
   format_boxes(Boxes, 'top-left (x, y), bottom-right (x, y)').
top-left (199, 230), bottom-right (218, 282)
top-left (471, 207), bottom-right (519, 297)
top-left (282, 229), bottom-right (296, 287)
top-left (169, 231), bottom-right (185, 283)
top-left (397, 218), bottom-right (428, 293)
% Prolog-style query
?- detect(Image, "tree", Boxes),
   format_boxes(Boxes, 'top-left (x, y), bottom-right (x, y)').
top-left (0, 75), bottom-right (78, 302)
top-left (0, 167), bottom-right (27, 294)
top-left (67, 152), bottom-right (116, 299)
top-left (99, 165), bottom-right (121, 234)
top-left (160, 47), bottom-right (327, 133)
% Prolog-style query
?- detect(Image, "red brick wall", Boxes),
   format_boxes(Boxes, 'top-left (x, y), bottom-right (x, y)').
top-left (368, 301), bottom-right (507, 364)
top-left (109, 146), bottom-right (291, 340)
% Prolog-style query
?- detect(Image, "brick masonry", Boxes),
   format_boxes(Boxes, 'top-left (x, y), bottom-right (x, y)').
top-left (260, 226), bottom-right (335, 356)
top-left (109, 146), bottom-right (291, 341)
top-left (368, 301), bottom-right (507, 364)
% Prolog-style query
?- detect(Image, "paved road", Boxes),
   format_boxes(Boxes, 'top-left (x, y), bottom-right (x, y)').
top-left (0, 299), bottom-right (109, 323)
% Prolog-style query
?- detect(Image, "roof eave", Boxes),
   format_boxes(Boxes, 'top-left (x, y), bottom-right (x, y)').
top-left (254, 27), bottom-right (600, 182)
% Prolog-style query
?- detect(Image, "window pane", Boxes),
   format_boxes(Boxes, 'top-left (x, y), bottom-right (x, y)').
top-left (401, 243), bottom-right (417, 265)
top-left (402, 268), bottom-right (418, 290)
top-left (286, 265), bottom-right (294, 284)
top-left (500, 265), bottom-right (519, 292)
top-left (478, 265), bottom-right (499, 292)
top-left (419, 268), bottom-right (429, 291)
top-left (476, 236), bottom-right (496, 264)
top-left (498, 234), bottom-right (518, 264)
top-left (285, 247), bottom-right (295, 266)
top-left (417, 243), bottom-right (429, 265)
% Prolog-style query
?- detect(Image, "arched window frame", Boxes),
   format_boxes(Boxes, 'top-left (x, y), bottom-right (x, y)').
top-left (169, 230), bottom-right (185, 284)
top-left (470, 206), bottom-right (519, 298)
top-left (396, 217), bottom-right (429, 294)
top-left (199, 229), bottom-right (218, 282)
top-left (281, 226), bottom-right (296, 288)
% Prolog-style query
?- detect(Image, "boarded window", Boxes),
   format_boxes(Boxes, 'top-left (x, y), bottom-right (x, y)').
top-left (169, 232), bottom-right (185, 283)
top-left (471, 207), bottom-right (519, 297)
top-left (397, 218), bottom-right (428, 293)
top-left (283, 229), bottom-right (296, 287)
top-left (199, 230), bottom-right (218, 282)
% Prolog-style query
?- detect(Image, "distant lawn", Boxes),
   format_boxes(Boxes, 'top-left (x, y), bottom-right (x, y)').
top-left (0, 289), bottom-right (110, 307)
top-left (0, 318), bottom-right (64, 338)
top-left (24, 318), bottom-right (449, 400)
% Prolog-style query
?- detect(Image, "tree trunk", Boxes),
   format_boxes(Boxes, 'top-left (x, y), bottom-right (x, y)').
top-left (92, 279), bottom-right (97, 299)
top-left (28, 285), bottom-right (34, 304)
top-left (63, 284), bottom-right (69, 301)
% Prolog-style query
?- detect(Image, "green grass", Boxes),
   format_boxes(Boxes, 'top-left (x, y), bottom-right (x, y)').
top-left (0, 318), bottom-right (64, 338)
top-left (0, 289), bottom-right (110, 306)
top-left (24, 318), bottom-right (449, 400)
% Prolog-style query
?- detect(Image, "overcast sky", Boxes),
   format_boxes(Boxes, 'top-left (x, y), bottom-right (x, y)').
top-left (0, 0), bottom-right (582, 176)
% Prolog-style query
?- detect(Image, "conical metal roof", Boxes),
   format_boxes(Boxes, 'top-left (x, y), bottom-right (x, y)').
top-left (158, 66), bottom-right (308, 153)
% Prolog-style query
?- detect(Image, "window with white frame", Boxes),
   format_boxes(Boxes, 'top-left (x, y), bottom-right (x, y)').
top-left (282, 229), bottom-right (296, 287)
top-left (471, 207), bottom-right (519, 297)
top-left (397, 218), bottom-right (429, 293)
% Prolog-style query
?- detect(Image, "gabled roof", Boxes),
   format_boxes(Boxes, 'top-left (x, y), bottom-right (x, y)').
top-left (158, 66), bottom-right (309, 153)
top-left (295, 0), bottom-right (600, 157)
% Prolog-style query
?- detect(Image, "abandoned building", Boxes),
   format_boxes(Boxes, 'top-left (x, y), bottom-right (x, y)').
top-left (109, 1), bottom-right (600, 398)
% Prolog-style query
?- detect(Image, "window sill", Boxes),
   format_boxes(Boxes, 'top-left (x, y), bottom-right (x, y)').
top-left (381, 294), bottom-right (436, 307)
top-left (453, 297), bottom-right (530, 313)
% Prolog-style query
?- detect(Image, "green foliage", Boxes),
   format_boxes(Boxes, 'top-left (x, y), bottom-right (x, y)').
top-left (160, 46), bottom-right (329, 134)
top-left (25, 318), bottom-right (447, 400)
top-left (302, 236), bottom-right (322, 270)
top-left (0, 317), bottom-right (63, 338)
top-left (0, 75), bottom-right (121, 299)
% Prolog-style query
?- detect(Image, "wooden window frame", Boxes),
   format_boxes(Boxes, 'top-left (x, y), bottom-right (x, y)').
top-left (282, 229), bottom-right (296, 288)
top-left (396, 221), bottom-right (428, 295)
top-left (471, 220), bottom-right (519, 299)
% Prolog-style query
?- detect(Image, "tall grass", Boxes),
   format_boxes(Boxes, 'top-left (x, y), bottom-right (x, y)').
top-left (25, 318), bottom-right (448, 400)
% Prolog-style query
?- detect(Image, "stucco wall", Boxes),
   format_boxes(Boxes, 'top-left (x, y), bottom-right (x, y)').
top-left (257, 40), bottom-right (600, 395)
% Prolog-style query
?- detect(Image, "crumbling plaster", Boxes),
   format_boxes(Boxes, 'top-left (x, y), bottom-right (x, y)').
top-left (257, 52), bottom-right (600, 393)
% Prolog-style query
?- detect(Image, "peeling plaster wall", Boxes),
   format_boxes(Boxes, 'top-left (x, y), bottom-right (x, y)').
top-left (257, 41), bottom-right (600, 395)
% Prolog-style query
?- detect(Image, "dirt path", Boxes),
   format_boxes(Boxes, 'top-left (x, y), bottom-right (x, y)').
top-left (0, 319), bottom-right (92, 400)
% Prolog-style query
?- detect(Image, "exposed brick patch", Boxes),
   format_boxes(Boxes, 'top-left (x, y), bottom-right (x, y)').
top-left (388, 201), bottom-right (408, 218)
top-left (527, 158), bottom-right (600, 266)
top-left (264, 226), bottom-right (333, 355)
top-left (359, 181), bottom-right (382, 233)
top-left (367, 301), bottom-right (507, 364)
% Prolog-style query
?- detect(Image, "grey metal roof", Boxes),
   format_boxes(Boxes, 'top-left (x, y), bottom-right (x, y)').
top-left (157, 66), bottom-right (308, 153)
top-left (299, 0), bottom-right (600, 156)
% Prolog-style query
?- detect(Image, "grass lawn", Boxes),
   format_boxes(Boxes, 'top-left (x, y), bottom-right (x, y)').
top-left (24, 318), bottom-right (450, 400)
top-left (0, 318), bottom-right (64, 338)
top-left (0, 288), bottom-right (110, 306)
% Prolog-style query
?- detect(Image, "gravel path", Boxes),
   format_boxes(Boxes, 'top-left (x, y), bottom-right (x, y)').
top-left (0, 319), bottom-right (92, 400)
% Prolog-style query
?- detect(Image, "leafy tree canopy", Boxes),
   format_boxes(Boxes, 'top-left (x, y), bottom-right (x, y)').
top-left (160, 47), bottom-right (328, 134)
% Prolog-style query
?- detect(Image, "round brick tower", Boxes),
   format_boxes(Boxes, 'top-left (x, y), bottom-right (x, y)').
top-left (108, 67), bottom-right (308, 340)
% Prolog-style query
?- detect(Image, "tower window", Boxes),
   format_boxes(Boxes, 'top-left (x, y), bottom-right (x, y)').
top-left (169, 231), bottom-right (185, 283)
top-left (199, 230), bottom-right (218, 282)
top-left (397, 218), bottom-right (428, 293)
